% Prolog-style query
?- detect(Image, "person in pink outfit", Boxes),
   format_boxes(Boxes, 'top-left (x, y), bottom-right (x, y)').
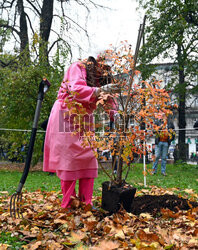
top-left (43, 56), bottom-right (119, 208)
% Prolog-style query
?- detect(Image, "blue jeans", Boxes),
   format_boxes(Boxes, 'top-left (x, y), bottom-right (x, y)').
top-left (152, 141), bottom-right (169, 174)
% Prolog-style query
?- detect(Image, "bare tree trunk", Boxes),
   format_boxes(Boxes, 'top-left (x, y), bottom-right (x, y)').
top-left (17, 0), bottom-right (30, 58)
top-left (39, 0), bottom-right (54, 65)
top-left (177, 44), bottom-right (187, 162)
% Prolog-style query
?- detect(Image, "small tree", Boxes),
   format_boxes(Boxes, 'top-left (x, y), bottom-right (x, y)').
top-left (67, 41), bottom-right (175, 186)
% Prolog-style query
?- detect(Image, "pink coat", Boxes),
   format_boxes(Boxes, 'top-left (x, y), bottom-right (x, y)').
top-left (43, 62), bottom-right (98, 181)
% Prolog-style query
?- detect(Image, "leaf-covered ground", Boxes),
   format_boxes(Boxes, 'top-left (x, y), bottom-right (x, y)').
top-left (0, 186), bottom-right (198, 249)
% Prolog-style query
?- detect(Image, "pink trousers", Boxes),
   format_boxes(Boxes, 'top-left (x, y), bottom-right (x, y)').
top-left (60, 178), bottom-right (94, 208)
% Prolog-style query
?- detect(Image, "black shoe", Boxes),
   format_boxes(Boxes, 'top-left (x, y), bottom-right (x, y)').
top-left (161, 173), bottom-right (167, 176)
top-left (48, 172), bottom-right (54, 176)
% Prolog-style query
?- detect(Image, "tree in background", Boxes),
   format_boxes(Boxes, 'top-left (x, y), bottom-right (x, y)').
top-left (137, 0), bottom-right (198, 161)
top-left (0, 47), bottom-right (66, 164)
top-left (0, 0), bottom-right (104, 65)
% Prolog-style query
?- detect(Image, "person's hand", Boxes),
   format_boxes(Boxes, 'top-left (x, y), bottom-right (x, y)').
top-left (94, 84), bottom-right (120, 97)
top-left (100, 83), bottom-right (120, 94)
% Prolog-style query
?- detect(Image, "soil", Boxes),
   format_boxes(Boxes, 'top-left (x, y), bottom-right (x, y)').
top-left (1, 162), bottom-right (198, 215)
top-left (101, 180), bottom-right (198, 215)
top-left (131, 194), bottom-right (198, 216)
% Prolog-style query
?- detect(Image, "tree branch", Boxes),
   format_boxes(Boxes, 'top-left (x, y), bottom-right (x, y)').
top-left (48, 38), bottom-right (61, 54)
top-left (25, 0), bottom-right (41, 16)
top-left (25, 12), bottom-right (35, 35)
top-left (0, 22), bottom-right (20, 36)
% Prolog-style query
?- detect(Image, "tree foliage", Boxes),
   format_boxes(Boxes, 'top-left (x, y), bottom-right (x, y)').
top-left (0, 46), bottom-right (66, 164)
top-left (137, 0), bottom-right (198, 161)
top-left (0, 19), bottom-right (11, 53)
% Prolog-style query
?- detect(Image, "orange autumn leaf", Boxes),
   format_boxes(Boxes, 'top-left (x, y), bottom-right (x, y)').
top-left (92, 240), bottom-right (120, 250)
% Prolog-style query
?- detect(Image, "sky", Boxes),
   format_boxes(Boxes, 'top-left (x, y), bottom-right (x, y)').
top-left (71, 0), bottom-right (145, 61)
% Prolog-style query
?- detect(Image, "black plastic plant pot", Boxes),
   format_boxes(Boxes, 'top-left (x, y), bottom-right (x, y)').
top-left (101, 181), bottom-right (136, 213)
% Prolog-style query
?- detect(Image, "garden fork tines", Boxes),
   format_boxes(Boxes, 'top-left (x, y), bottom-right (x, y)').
top-left (10, 191), bottom-right (23, 218)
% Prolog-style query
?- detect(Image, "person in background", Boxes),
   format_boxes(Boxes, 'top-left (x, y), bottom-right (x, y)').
top-left (43, 56), bottom-right (120, 208)
top-left (194, 152), bottom-right (198, 165)
top-left (152, 144), bottom-right (156, 160)
top-left (152, 116), bottom-right (175, 176)
top-left (173, 144), bottom-right (179, 163)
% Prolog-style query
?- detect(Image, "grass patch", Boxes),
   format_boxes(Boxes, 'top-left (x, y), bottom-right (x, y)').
top-left (0, 171), bottom-right (60, 195)
top-left (0, 162), bottom-right (197, 196)
top-left (0, 231), bottom-right (27, 249)
top-left (127, 162), bottom-right (198, 192)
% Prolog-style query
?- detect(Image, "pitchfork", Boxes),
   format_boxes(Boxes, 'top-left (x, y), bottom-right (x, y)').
top-left (10, 78), bottom-right (51, 218)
